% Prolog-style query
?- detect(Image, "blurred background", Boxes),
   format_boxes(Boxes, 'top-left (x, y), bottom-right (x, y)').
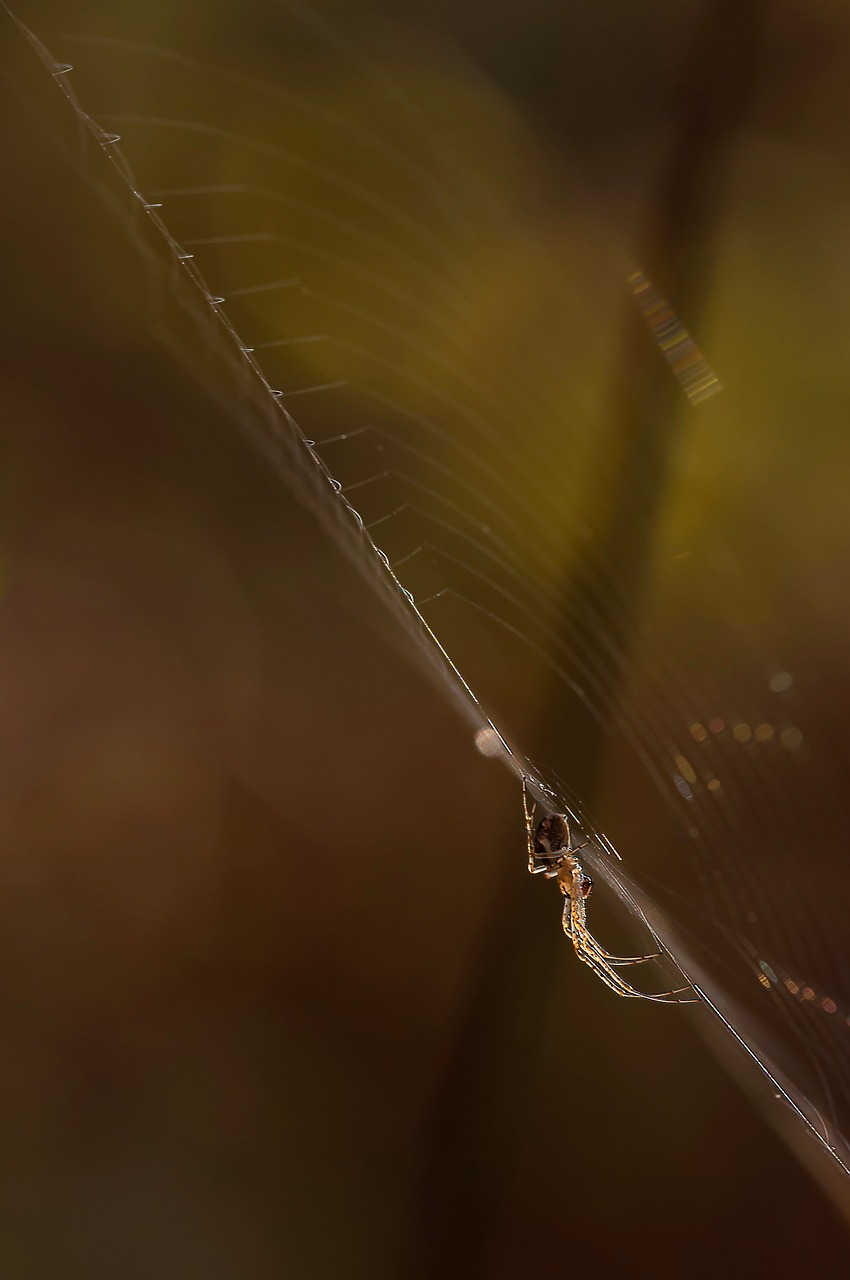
top-left (2, 0), bottom-right (850, 1275)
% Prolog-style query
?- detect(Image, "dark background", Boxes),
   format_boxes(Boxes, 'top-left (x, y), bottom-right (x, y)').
top-left (2, 1), bottom-right (850, 1275)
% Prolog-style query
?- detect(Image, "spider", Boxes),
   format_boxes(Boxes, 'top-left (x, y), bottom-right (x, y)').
top-left (522, 779), bottom-right (694, 1002)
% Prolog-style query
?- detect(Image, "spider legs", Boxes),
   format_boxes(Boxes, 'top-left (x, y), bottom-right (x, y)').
top-left (564, 894), bottom-right (695, 1003)
top-left (561, 905), bottom-right (657, 965)
top-left (521, 776), bottom-right (539, 872)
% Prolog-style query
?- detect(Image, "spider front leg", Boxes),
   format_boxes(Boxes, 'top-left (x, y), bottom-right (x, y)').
top-left (565, 872), bottom-right (695, 1003)
top-left (558, 855), bottom-right (658, 966)
top-left (564, 892), bottom-right (656, 998)
top-left (561, 899), bottom-right (656, 966)
top-left (560, 865), bottom-right (639, 987)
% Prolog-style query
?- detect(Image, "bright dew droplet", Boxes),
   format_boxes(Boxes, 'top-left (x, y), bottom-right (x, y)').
top-left (475, 728), bottom-right (504, 758)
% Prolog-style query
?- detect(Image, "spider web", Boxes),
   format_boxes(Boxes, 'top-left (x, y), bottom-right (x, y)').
top-left (5, 0), bottom-right (850, 1225)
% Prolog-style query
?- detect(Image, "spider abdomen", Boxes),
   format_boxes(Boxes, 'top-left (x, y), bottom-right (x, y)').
top-left (533, 812), bottom-right (570, 854)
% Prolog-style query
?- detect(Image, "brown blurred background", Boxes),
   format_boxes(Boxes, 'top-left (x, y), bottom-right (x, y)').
top-left (2, 0), bottom-right (850, 1275)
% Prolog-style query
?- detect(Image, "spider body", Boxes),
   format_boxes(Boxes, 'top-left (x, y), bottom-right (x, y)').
top-left (522, 778), bottom-right (694, 1003)
top-left (530, 811), bottom-right (569, 859)
top-left (528, 814), bottom-right (593, 897)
